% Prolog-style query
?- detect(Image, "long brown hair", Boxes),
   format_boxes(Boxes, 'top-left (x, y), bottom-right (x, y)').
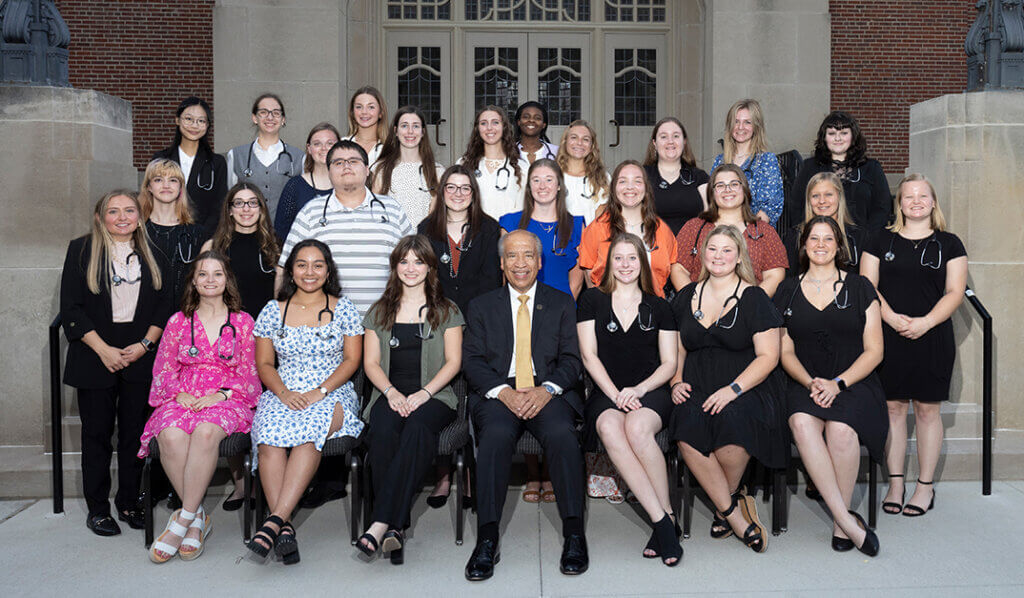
top-left (210, 182), bottom-right (280, 266)
top-left (722, 98), bottom-right (769, 163)
top-left (555, 119), bottom-right (609, 202)
top-left (180, 251), bottom-right (243, 316)
top-left (85, 189), bottom-right (163, 294)
top-left (366, 235), bottom-right (455, 331)
top-left (461, 105), bottom-right (524, 187)
top-left (138, 158), bottom-right (194, 224)
top-left (696, 225), bottom-right (757, 285)
top-left (598, 233), bottom-right (656, 295)
top-left (372, 106), bottom-right (441, 196)
top-left (518, 159), bottom-right (573, 250)
top-left (347, 86), bottom-right (389, 144)
top-left (642, 117), bottom-right (697, 168)
top-left (798, 216), bottom-right (851, 274)
top-left (700, 164), bottom-right (758, 225)
top-left (423, 164), bottom-right (487, 242)
top-left (605, 160), bottom-right (660, 249)
top-left (302, 122), bottom-right (342, 173)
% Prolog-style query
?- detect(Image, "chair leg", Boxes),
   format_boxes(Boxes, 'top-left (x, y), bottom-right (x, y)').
top-left (349, 453), bottom-right (360, 546)
top-left (254, 469), bottom-right (266, 527)
top-left (772, 468), bottom-right (785, 535)
top-left (667, 451), bottom-right (680, 523)
top-left (681, 465), bottom-right (693, 539)
top-left (455, 449), bottom-right (465, 545)
top-left (242, 454), bottom-right (252, 542)
top-left (868, 458), bottom-right (878, 530)
top-left (362, 451), bottom-right (373, 533)
top-left (142, 456), bottom-right (154, 547)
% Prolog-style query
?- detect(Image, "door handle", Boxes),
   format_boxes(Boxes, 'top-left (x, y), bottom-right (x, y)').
top-left (608, 119), bottom-right (620, 148)
top-left (434, 118), bottom-right (447, 147)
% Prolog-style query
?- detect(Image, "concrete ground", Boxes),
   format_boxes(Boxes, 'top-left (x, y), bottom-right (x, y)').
top-left (3, 481), bottom-right (1023, 597)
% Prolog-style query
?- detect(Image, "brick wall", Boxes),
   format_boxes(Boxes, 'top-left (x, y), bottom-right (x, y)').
top-left (830, 0), bottom-right (975, 173)
top-left (54, 1), bottom-right (215, 170)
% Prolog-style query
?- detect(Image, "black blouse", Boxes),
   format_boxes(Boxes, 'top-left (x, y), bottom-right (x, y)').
top-left (645, 164), bottom-right (710, 236)
top-left (418, 216), bottom-right (503, 315)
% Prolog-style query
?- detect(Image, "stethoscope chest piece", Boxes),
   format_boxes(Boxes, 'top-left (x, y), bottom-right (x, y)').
top-left (187, 346), bottom-right (199, 357)
top-left (606, 321), bottom-right (619, 333)
top-left (389, 336), bottom-right (400, 348)
top-left (439, 253), bottom-right (451, 264)
top-left (883, 251), bottom-right (895, 262)
top-left (692, 309), bottom-right (704, 321)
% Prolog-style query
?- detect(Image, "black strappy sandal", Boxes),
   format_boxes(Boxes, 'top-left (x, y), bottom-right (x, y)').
top-left (902, 480), bottom-right (935, 517)
top-left (248, 514), bottom-right (283, 558)
top-left (710, 510), bottom-right (734, 539)
top-left (882, 474), bottom-right (905, 515)
top-left (736, 492), bottom-right (768, 553)
top-left (642, 514), bottom-right (680, 558)
top-left (276, 521), bottom-right (300, 565)
top-left (356, 532), bottom-right (380, 558)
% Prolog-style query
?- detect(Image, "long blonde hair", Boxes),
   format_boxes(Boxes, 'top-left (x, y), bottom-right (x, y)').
top-left (803, 172), bottom-right (852, 258)
top-left (889, 173), bottom-right (947, 233)
top-left (555, 119), bottom-right (609, 203)
top-left (722, 99), bottom-right (769, 163)
top-left (86, 190), bottom-right (163, 294)
top-left (138, 158), bottom-right (194, 223)
top-left (696, 224), bottom-right (757, 285)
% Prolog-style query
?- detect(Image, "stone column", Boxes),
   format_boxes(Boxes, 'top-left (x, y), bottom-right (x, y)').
top-left (0, 85), bottom-right (136, 449)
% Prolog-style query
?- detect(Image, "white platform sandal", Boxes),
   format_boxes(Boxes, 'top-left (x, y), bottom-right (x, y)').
top-left (149, 509), bottom-right (193, 563)
top-left (179, 507), bottom-right (212, 561)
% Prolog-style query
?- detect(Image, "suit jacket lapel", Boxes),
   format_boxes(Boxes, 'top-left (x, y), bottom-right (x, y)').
top-left (530, 284), bottom-right (545, 364)
top-left (499, 286), bottom-right (513, 369)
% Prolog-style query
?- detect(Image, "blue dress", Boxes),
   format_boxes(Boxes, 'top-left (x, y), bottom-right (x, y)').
top-left (499, 211), bottom-right (584, 297)
top-left (250, 297), bottom-right (365, 468)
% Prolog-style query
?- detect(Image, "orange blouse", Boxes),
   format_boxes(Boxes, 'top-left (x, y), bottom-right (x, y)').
top-left (578, 213), bottom-right (678, 297)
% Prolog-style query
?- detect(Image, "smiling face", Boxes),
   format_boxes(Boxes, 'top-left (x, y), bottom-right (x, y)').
top-left (653, 121), bottom-right (684, 162)
top-left (501, 231), bottom-right (541, 293)
top-left (711, 170), bottom-right (744, 210)
top-left (703, 233), bottom-right (740, 278)
top-left (352, 93), bottom-right (382, 130)
top-left (518, 106), bottom-right (545, 139)
top-left (731, 108), bottom-right (754, 145)
top-left (528, 165), bottom-right (559, 206)
top-left (808, 180), bottom-right (840, 218)
top-left (193, 258), bottom-right (227, 299)
top-left (564, 125), bottom-right (593, 160)
top-left (252, 96), bottom-right (284, 136)
top-left (307, 129), bottom-right (339, 166)
top-left (477, 110), bottom-right (503, 146)
top-left (610, 241), bottom-right (642, 286)
top-left (148, 172), bottom-right (183, 205)
top-left (443, 173), bottom-right (474, 215)
top-left (899, 180), bottom-right (935, 223)
top-left (614, 164), bottom-right (646, 209)
top-left (825, 126), bottom-right (852, 159)
top-left (396, 249), bottom-right (428, 289)
top-left (176, 104), bottom-right (209, 143)
top-left (101, 194), bottom-right (140, 242)
top-left (396, 113), bottom-right (424, 149)
top-left (804, 222), bottom-right (839, 267)
top-left (229, 188), bottom-right (261, 230)
top-left (292, 246), bottom-right (329, 294)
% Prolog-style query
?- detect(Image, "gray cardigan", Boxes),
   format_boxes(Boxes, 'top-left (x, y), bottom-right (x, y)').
top-left (361, 305), bottom-right (464, 419)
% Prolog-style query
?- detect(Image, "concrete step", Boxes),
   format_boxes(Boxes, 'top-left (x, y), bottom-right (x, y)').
top-left (906, 401), bottom-right (986, 440)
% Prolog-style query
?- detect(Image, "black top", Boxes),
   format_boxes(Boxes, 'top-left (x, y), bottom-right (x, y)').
top-left (146, 221), bottom-right (207, 310)
top-left (789, 157), bottom-right (891, 233)
top-left (152, 145), bottom-right (228, 235)
top-left (389, 323), bottom-right (423, 396)
top-left (645, 164), bottom-right (710, 236)
top-left (576, 288), bottom-right (674, 388)
top-left (418, 216), bottom-right (503, 315)
top-left (225, 231), bottom-right (276, 319)
top-left (782, 223), bottom-right (868, 278)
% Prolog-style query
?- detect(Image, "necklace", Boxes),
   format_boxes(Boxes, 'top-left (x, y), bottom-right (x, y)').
top-left (911, 234), bottom-right (934, 250)
top-left (538, 221), bottom-right (556, 233)
top-left (484, 158), bottom-right (503, 170)
top-left (803, 273), bottom-right (836, 293)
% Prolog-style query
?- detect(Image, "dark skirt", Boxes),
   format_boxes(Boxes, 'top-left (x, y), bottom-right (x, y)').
top-left (786, 373), bottom-right (888, 462)
top-left (584, 386), bottom-right (673, 452)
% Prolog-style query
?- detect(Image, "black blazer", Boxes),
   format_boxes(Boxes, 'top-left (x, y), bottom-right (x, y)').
top-left (463, 282), bottom-right (583, 414)
top-left (418, 216), bottom-right (503, 315)
top-left (152, 144), bottom-right (228, 234)
top-left (59, 236), bottom-right (173, 389)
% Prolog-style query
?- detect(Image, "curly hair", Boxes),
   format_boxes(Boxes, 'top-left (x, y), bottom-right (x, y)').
top-left (460, 105), bottom-right (524, 188)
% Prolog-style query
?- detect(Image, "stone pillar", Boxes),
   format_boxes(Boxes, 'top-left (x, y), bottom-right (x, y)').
top-left (908, 91), bottom-right (1024, 430)
top-left (0, 85), bottom-right (136, 448)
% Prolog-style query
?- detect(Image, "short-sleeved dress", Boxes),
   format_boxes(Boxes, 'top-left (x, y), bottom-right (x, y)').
top-left (865, 230), bottom-right (967, 402)
top-left (499, 211), bottom-right (585, 297)
top-left (671, 283), bottom-right (787, 468)
top-left (577, 288), bottom-right (676, 450)
top-left (774, 274), bottom-right (888, 460)
top-left (250, 297), bottom-right (366, 468)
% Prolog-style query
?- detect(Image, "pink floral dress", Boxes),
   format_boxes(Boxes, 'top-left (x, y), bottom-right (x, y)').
top-left (138, 311), bottom-right (261, 457)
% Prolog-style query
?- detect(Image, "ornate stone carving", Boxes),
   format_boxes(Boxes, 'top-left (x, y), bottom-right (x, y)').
top-left (0, 0), bottom-right (70, 86)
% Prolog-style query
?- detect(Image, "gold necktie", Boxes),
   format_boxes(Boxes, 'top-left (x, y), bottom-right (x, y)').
top-left (515, 294), bottom-right (534, 389)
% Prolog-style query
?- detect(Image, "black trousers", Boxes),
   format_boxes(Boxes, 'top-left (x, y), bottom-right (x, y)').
top-left (77, 379), bottom-right (150, 517)
top-left (471, 390), bottom-right (584, 527)
top-left (367, 398), bottom-right (454, 529)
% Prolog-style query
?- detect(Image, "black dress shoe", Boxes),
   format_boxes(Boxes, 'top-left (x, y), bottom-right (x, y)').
top-left (222, 495), bottom-right (255, 512)
top-left (425, 494), bottom-right (448, 509)
top-left (117, 507), bottom-right (144, 530)
top-left (831, 535), bottom-right (855, 552)
top-left (86, 514), bottom-right (121, 536)
top-left (559, 534), bottom-right (589, 575)
top-left (299, 485), bottom-right (347, 509)
top-left (465, 538), bottom-right (500, 581)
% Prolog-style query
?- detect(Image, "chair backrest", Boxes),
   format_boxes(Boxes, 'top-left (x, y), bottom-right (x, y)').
top-left (775, 149), bottom-right (803, 233)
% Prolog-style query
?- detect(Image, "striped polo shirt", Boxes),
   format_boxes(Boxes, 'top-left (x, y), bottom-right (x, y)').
top-left (280, 188), bottom-right (413, 316)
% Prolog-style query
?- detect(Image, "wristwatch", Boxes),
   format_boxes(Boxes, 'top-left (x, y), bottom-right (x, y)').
top-left (140, 338), bottom-right (156, 352)
top-left (730, 382), bottom-right (743, 396)
top-left (318, 386), bottom-right (329, 396)
top-left (833, 377), bottom-right (848, 392)
top-left (541, 383), bottom-right (560, 397)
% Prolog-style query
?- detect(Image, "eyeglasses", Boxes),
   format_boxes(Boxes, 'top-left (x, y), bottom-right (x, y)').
top-left (444, 184), bottom-right (473, 196)
top-left (330, 157), bottom-right (366, 169)
top-left (231, 200), bottom-right (260, 209)
top-left (713, 181), bottom-right (743, 192)
top-left (180, 116), bottom-right (208, 127)
top-left (256, 109), bottom-right (283, 119)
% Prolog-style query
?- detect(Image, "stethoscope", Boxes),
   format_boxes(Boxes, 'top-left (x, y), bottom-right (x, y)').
top-left (242, 141), bottom-right (296, 178)
top-left (688, 220), bottom-right (763, 257)
top-left (780, 272), bottom-right (850, 319)
top-left (580, 175), bottom-right (597, 199)
top-left (520, 141), bottom-right (556, 162)
top-left (605, 300), bottom-right (655, 333)
top-left (257, 252), bottom-right (275, 274)
top-left (883, 232), bottom-right (942, 269)
top-left (536, 220), bottom-right (572, 257)
top-left (388, 305), bottom-right (435, 348)
top-left (835, 165), bottom-right (862, 184)
top-left (416, 164), bottom-right (434, 193)
top-left (188, 311), bottom-right (238, 360)
top-left (276, 295), bottom-right (334, 340)
top-left (692, 278), bottom-right (741, 329)
top-left (109, 252), bottom-right (141, 286)
top-left (319, 190), bottom-right (388, 227)
top-left (440, 223), bottom-right (472, 274)
top-left (657, 167), bottom-right (694, 189)
top-left (847, 229), bottom-right (860, 267)
top-left (176, 230), bottom-right (198, 264)
top-left (193, 154), bottom-right (215, 191)
top-left (475, 158), bottom-right (512, 191)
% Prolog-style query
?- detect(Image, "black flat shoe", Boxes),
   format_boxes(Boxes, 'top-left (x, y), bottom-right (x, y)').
top-left (465, 538), bottom-right (500, 581)
top-left (86, 514), bottom-right (121, 536)
top-left (559, 534), bottom-right (589, 575)
top-left (882, 474), bottom-right (905, 515)
top-left (849, 510), bottom-right (879, 557)
top-left (902, 480), bottom-right (935, 517)
top-left (831, 535), bottom-right (855, 552)
top-left (117, 507), bottom-right (144, 530)
top-left (299, 484), bottom-right (347, 509)
top-left (426, 494), bottom-right (448, 509)
top-left (222, 495), bottom-right (254, 512)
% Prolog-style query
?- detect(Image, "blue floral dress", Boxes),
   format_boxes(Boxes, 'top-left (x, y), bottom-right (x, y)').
top-left (712, 152), bottom-right (784, 226)
top-left (250, 297), bottom-right (365, 468)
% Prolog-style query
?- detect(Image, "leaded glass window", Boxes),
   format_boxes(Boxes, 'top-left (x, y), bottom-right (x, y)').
top-left (398, 46), bottom-right (443, 123)
top-left (387, 0), bottom-right (452, 20)
top-left (537, 47), bottom-right (581, 126)
top-left (613, 48), bottom-right (656, 126)
top-left (473, 47), bottom-right (520, 115)
top-left (604, 0), bottom-right (665, 23)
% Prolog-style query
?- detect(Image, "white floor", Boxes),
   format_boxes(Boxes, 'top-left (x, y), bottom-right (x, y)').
top-left (4, 481), bottom-right (1024, 597)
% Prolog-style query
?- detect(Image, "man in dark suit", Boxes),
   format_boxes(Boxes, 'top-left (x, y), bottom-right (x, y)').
top-left (462, 229), bottom-right (588, 580)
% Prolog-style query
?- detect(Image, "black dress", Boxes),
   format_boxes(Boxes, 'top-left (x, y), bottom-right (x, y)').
top-left (224, 231), bottom-right (276, 319)
top-left (577, 288), bottom-right (675, 450)
top-left (865, 230), bottom-right (966, 402)
top-left (645, 164), bottom-right (710, 236)
top-left (146, 221), bottom-right (207, 309)
top-left (670, 283), bottom-right (787, 468)
top-left (774, 274), bottom-right (888, 460)
top-left (782, 223), bottom-right (868, 278)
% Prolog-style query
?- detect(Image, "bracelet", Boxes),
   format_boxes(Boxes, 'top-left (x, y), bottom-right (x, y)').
top-left (216, 389), bottom-right (229, 400)
top-left (422, 387), bottom-right (433, 398)
top-left (671, 381), bottom-right (684, 391)
top-left (382, 385), bottom-right (394, 397)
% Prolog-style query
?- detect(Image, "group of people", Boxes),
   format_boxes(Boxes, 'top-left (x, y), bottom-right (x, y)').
top-left (59, 88), bottom-right (967, 576)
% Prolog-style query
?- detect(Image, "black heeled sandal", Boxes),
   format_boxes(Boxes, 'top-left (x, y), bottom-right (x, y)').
top-left (652, 514), bottom-right (683, 567)
top-left (882, 473), bottom-right (905, 515)
top-left (849, 510), bottom-right (879, 557)
top-left (710, 510), bottom-right (733, 539)
top-left (356, 532), bottom-right (381, 558)
top-left (248, 514), bottom-right (284, 558)
top-left (642, 514), bottom-right (680, 558)
top-left (902, 480), bottom-right (935, 517)
top-left (276, 521), bottom-right (300, 565)
top-left (734, 492), bottom-right (767, 553)
top-left (384, 530), bottom-right (405, 566)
